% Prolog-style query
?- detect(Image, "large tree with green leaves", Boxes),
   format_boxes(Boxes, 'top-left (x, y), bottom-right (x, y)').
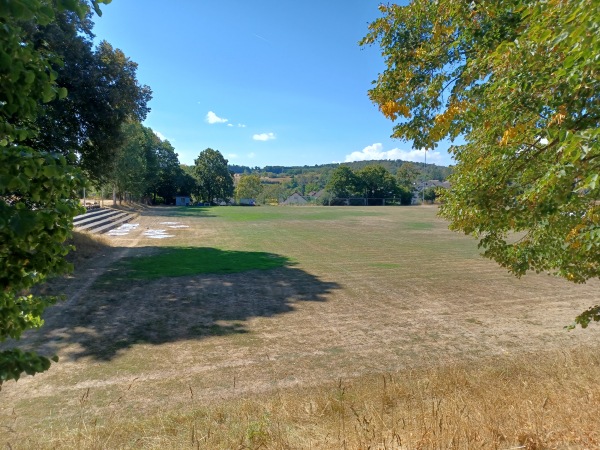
top-left (326, 165), bottom-right (361, 198)
top-left (153, 140), bottom-right (185, 204)
top-left (235, 174), bottom-right (263, 203)
top-left (0, 0), bottom-right (110, 387)
top-left (362, 0), bottom-right (599, 327)
top-left (357, 165), bottom-right (398, 203)
top-left (194, 148), bottom-right (234, 204)
top-left (109, 122), bottom-right (152, 203)
top-left (23, 11), bottom-right (151, 181)
top-left (396, 162), bottom-right (420, 205)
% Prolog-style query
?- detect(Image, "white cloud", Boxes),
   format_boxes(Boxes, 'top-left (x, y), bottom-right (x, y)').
top-left (253, 132), bottom-right (276, 141)
top-left (227, 123), bottom-right (233, 127)
top-left (227, 153), bottom-right (239, 159)
top-left (238, 123), bottom-right (246, 128)
top-left (206, 111), bottom-right (228, 124)
top-left (345, 143), bottom-right (441, 163)
top-left (153, 130), bottom-right (166, 141)
top-left (247, 152), bottom-right (256, 159)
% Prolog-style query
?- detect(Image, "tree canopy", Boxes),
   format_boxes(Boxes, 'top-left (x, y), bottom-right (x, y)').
top-left (363, 0), bottom-right (600, 327)
top-left (194, 148), bottom-right (234, 204)
top-left (326, 166), bottom-right (361, 198)
top-left (23, 11), bottom-right (151, 180)
top-left (104, 122), bottom-right (187, 205)
top-left (1, 0), bottom-right (110, 386)
top-left (235, 174), bottom-right (263, 202)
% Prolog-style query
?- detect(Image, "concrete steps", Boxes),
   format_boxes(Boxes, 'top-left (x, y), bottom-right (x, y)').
top-left (73, 208), bottom-right (138, 234)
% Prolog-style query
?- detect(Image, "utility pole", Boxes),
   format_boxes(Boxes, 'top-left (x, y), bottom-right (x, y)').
top-left (422, 149), bottom-right (427, 204)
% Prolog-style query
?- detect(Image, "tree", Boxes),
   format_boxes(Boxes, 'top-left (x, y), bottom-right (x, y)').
top-left (396, 162), bottom-right (419, 189)
top-left (396, 162), bottom-right (420, 205)
top-left (153, 140), bottom-right (184, 205)
top-left (423, 187), bottom-right (437, 204)
top-left (109, 122), bottom-right (151, 204)
top-left (357, 165), bottom-right (398, 203)
top-left (257, 183), bottom-right (286, 205)
top-left (24, 13), bottom-right (151, 181)
top-left (194, 148), bottom-right (234, 204)
top-left (235, 174), bottom-right (263, 203)
top-left (1, 0), bottom-right (108, 387)
top-left (362, 0), bottom-right (600, 327)
top-left (178, 164), bottom-right (199, 198)
top-left (326, 165), bottom-right (361, 198)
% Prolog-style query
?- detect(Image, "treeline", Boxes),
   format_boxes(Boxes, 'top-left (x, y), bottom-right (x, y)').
top-left (226, 160), bottom-right (451, 204)
top-left (229, 159), bottom-right (451, 180)
top-left (106, 123), bottom-right (195, 205)
top-left (6, 4), bottom-right (194, 206)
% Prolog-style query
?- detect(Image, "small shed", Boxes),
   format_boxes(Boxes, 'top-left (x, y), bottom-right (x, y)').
top-left (175, 196), bottom-right (191, 206)
top-left (239, 198), bottom-right (256, 206)
top-left (282, 192), bottom-right (308, 205)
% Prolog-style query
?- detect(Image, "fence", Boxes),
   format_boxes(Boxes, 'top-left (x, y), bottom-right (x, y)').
top-left (326, 198), bottom-right (406, 206)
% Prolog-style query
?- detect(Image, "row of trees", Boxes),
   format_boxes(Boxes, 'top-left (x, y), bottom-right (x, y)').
top-left (0, 0), bottom-right (158, 384)
top-left (189, 149), bottom-right (265, 205)
top-left (185, 148), bottom-right (446, 206)
top-left (107, 123), bottom-right (194, 205)
top-left (326, 162), bottom-right (426, 205)
top-left (186, 151), bottom-right (441, 206)
top-left (230, 160), bottom-right (452, 182)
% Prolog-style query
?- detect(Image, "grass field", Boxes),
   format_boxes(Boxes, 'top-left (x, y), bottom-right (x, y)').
top-left (1, 205), bottom-right (599, 448)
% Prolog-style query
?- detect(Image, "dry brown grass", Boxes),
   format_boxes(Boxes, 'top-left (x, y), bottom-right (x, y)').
top-left (3, 346), bottom-right (599, 449)
top-left (65, 231), bottom-right (112, 266)
top-left (2, 206), bottom-right (599, 449)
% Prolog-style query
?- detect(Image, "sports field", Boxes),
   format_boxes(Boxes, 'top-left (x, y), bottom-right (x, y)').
top-left (2, 205), bottom-right (599, 448)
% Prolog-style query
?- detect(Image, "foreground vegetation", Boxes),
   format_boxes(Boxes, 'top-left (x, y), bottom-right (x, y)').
top-left (2, 346), bottom-right (598, 449)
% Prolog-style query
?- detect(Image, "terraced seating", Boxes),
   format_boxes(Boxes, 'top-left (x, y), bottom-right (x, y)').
top-left (73, 208), bottom-right (138, 234)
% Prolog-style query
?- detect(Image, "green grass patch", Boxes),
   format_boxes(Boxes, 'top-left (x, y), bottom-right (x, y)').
top-left (369, 263), bottom-right (401, 269)
top-left (166, 205), bottom-right (382, 222)
top-left (97, 247), bottom-right (291, 285)
top-left (405, 221), bottom-right (436, 230)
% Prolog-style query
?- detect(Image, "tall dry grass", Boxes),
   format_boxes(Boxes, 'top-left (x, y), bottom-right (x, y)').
top-left (4, 345), bottom-right (598, 449)
top-left (65, 231), bottom-right (111, 265)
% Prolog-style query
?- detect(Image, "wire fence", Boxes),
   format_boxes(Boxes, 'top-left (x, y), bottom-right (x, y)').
top-left (327, 198), bottom-right (406, 206)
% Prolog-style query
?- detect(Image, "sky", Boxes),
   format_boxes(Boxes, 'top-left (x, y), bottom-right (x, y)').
top-left (91, 0), bottom-right (455, 168)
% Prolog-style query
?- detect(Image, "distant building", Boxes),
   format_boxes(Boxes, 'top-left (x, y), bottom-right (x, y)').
top-left (175, 196), bottom-right (191, 206)
top-left (282, 192), bottom-right (308, 205)
top-left (416, 180), bottom-right (451, 191)
top-left (307, 189), bottom-right (325, 199)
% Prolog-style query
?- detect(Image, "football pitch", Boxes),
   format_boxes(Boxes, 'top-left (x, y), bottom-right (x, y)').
top-left (2, 205), bottom-right (599, 448)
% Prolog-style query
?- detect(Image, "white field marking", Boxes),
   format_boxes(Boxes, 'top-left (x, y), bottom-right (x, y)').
top-left (159, 221), bottom-right (189, 229)
top-left (143, 229), bottom-right (174, 239)
top-left (106, 223), bottom-right (140, 236)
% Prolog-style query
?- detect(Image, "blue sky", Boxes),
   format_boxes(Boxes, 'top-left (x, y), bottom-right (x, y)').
top-left (92, 0), bottom-right (455, 168)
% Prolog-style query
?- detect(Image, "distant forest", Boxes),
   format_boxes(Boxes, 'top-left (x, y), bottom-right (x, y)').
top-left (222, 160), bottom-right (452, 203)
top-left (229, 159), bottom-right (452, 181)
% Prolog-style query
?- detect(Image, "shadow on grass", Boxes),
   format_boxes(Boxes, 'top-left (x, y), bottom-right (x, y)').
top-left (28, 247), bottom-right (339, 361)
top-left (142, 206), bottom-right (217, 218)
top-left (96, 247), bottom-right (291, 284)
